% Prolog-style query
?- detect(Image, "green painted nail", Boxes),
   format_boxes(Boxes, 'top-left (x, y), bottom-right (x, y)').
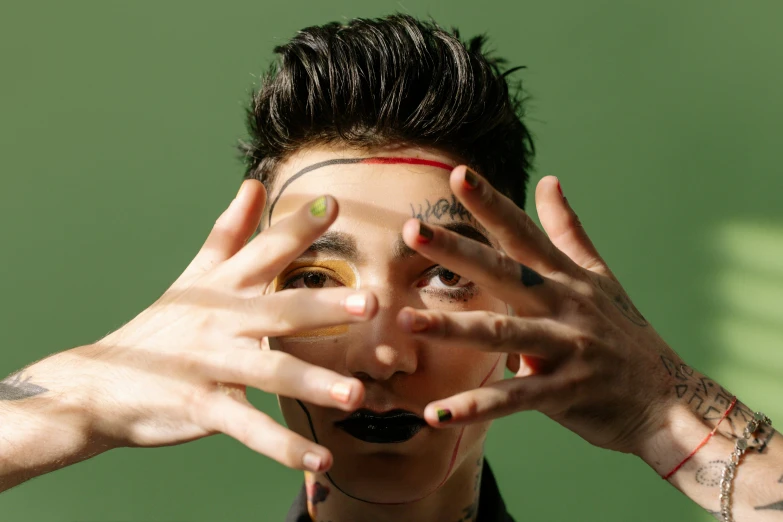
top-left (310, 196), bottom-right (327, 217)
top-left (437, 408), bottom-right (452, 423)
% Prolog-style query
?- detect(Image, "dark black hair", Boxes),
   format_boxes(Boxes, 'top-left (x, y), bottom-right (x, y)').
top-left (238, 13), bottom-right (535, 209)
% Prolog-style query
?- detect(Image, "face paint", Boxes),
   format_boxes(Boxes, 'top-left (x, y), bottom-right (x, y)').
top-left (273, 259), bottom-right (360, 338)
top-left (267, 156), bottom-right (455, 226)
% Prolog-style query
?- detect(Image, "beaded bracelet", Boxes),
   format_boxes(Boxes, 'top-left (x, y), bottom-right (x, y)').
top-left (719, 411), bottom-right (772, 522)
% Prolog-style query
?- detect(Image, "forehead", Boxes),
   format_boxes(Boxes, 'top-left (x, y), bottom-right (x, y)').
top-left (268, 148), bottom-right (460, 233)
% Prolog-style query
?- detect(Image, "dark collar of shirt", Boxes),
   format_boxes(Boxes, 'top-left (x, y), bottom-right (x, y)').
top-left (285, 459), bottom-right (515, 522)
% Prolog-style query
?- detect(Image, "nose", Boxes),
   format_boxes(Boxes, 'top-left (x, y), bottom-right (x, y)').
top-left (345, 283), bottom-right (419, 382)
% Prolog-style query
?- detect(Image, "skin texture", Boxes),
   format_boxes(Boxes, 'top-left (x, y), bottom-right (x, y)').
top-left (265, 146), bottom-right (505, 520)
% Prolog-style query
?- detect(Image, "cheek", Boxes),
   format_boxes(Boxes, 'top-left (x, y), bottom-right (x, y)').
top-left (269, 335), bottom-right (343, 370)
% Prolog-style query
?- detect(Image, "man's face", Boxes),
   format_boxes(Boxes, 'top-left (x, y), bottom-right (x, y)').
top-left (266, 145), bottom-right (507, 503)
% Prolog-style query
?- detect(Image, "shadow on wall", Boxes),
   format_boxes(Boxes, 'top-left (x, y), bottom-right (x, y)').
top-left (702, 220), bottom-right (783, 422)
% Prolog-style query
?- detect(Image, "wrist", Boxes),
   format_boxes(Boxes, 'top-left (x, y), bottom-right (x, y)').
top-left (0, 346), bottom-right (114, 491)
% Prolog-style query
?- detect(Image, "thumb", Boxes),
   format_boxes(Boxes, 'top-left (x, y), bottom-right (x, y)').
top-left (535, 176), bottom-right (609, 275)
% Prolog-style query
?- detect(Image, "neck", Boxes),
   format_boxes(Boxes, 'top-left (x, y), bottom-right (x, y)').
top-left (305, 445), bottom-right (484, 522)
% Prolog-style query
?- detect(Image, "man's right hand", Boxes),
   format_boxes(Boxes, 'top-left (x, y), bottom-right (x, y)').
top-left (0, 179), bottom-right (376, 487)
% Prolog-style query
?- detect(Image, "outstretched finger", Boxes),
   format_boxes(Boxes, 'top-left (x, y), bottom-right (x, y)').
top-left (201, 348), bottom-right (365, 411)
top-left (535, 176), bottom-right (610, 276)
top-left (397, 308), bottom-right (576, 360)
top-left (248, 287), bottom-right (378, 338)
top-left (220, 194), bottom-right (337, 288)
top-left (422, 375), bottom-right (555, 427)
top-left (449, 166), bottom-right (578, 277)
top-left (196, 392), bottom-right (332, 472)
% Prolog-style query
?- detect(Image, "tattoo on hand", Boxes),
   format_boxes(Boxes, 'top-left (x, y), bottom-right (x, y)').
top-left (660, 356), bottom-right (777, 451)
top-left (597, 277), bottom-right (648, 327)
top-left (0, 372), bottom-right (48, 401)
top-left (411, 196), bottom-right (475, 225)
top-left (755, 500), bottom-right (783, 511)
top-left (520, 264), bottom-right (544, 287)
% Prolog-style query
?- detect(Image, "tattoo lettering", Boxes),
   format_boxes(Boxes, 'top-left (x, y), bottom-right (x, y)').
top-left (695, 460), bottom-right (726, 487)
top-left (755, 500), bottom-right (783, 511)
top-left (596, 277), bottom-right (648, 327)
top-left (0, 372), bottom-right (48, 401)
top-left (660, 356), bottom-right (777, 450)
top-left (411, 196), bottom-right (475, 224)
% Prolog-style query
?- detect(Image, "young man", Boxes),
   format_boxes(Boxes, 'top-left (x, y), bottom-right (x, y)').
top-left (1, 14), bottom-right (780, 522)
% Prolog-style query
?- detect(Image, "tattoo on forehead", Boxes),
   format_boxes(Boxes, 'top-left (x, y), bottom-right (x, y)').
top-left (267, 156), bottom-right (454, 226)
top-left (411, 195), bottom-right (475, 224)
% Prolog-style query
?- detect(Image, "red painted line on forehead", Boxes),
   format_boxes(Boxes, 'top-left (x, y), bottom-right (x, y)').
top-left (360, 157), bottom-right (455, 171)
top-left (267, 156), bottom-right (456, 226)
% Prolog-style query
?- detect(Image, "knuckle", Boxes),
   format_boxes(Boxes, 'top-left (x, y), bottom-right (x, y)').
top-left (495, 252), bottom-right (520, 280)
top-left (462, 395), bottom-right (481, 418)
top-left (506, 384), bottom-right (530, 409)
top-left (256, 350), bottom-right (287, 389)
top-left (489, 314), bottom-right (513, 347)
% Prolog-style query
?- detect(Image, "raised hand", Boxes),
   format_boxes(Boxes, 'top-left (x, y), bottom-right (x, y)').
top-left (3, 180), bottom-right (377, 482)
top-left (397, 166), bottom-right (678, 454)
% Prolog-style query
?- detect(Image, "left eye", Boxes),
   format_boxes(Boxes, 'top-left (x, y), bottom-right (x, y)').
top-left (425, 268), bottom-right (471, 289)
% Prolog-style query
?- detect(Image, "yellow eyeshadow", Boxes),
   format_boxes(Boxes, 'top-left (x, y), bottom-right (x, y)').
top-left (272, 259), bottom-right (359, 338)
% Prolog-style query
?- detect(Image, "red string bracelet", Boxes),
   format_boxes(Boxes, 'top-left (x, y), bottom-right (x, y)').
top-left (662, 396), bottom-right (738, 480)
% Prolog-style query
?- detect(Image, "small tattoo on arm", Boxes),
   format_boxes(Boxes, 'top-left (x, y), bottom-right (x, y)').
top-left (0, 372), bottom-right (48, 401)
top-left (520, 264), bottom-right (544, 287)
top-left (660, 355), bottom-right (780, 449)
top-left (695, 460), bottom-right (726, 487)
top-left (755, 500), bottom-right (783, 511)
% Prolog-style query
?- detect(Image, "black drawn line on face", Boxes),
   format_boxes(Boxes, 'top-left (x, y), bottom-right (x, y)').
top-left (294, 355), bottom-right (502, 506)
top-left (267, 157), bottom-right (455, 227)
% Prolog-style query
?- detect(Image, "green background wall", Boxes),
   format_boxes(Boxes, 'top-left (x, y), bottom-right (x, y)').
top-left (1, 1), bottom-right (781, 521)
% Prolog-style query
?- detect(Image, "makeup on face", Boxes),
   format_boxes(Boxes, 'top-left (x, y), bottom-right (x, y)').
top-left (273, 258), bottom-right (360, 338)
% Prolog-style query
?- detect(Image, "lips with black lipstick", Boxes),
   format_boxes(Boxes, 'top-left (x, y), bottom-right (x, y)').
top-left (334, 409), bottom-right (427, 444)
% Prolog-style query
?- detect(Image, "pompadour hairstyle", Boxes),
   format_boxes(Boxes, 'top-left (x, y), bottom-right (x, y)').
top-left (238, 13), bottom-right (535, 209)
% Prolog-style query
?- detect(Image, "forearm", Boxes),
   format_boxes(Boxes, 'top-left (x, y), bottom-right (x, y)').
top-left (0, 348), bottom-right (110, 493)
top-left (638, 358), bottom-right (782, 520)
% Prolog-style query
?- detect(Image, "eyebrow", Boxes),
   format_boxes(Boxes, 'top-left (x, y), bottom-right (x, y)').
top-left (302, 223), bottom-right (492, 264)
top-left (304, 231), bottom-right (360, 261)
top-left (392, 222), bottom-right (493, 259)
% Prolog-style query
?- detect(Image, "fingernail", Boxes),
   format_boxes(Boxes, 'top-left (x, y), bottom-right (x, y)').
top-left (303, 452), bottom-right (323, 472)
top-left (330, 382), bottom-right (353, 403)
top-left (417, 222), bottom-right (434, 243)
top-left (436, 408), bottom-right (453, 423)
top-left (464, 168), bottom-right (480, 190)
top-left (310, 196), bottom-right (328, 218)
top-left (556, 179), bottom-right (563, 197)
top-left (343, 294), bottom-right (367, 316)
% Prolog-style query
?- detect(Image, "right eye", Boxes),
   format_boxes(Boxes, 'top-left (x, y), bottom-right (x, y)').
top-left (280, 270), bottom-right (343, 290)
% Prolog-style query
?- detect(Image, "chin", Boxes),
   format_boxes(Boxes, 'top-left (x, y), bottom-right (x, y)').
top-left (323, 428), bottom-right (461, 504)
top-left (326, 450), bottom-right (449, 503)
